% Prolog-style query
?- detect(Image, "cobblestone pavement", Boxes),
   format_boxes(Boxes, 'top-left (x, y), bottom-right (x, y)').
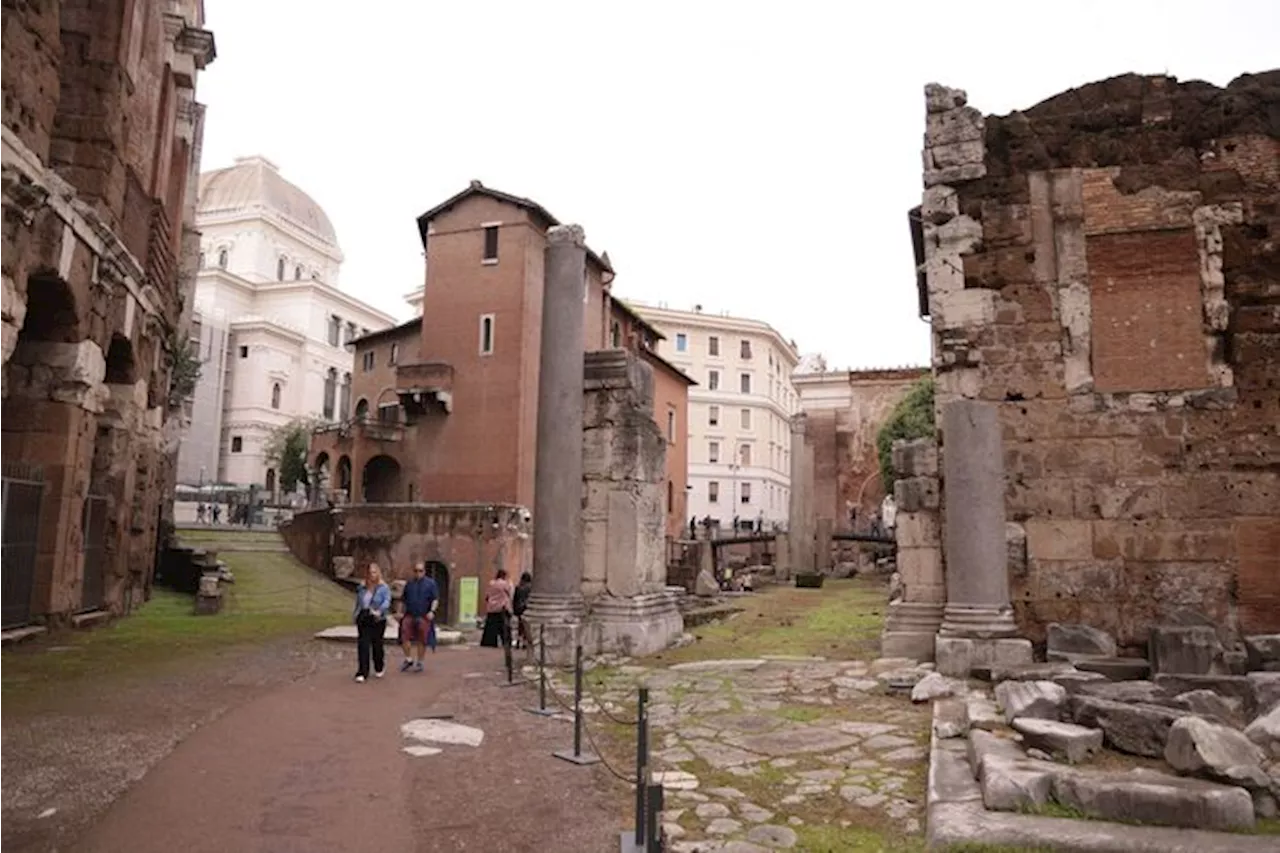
top-left (542, 654), bottom-right (936, 852)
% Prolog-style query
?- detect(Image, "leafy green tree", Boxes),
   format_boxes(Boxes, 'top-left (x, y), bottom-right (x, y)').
top-left (263, 418), bottom-right (318, 492)
top-left (875, 376), bottom-right (936, 493)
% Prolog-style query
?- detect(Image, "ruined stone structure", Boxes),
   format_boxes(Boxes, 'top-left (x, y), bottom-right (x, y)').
top-left (914, 72), bottom-right (1280, 653)
top-left (794, 366), bottom-right (930, 528)
top-left (1, 1), bottom-right (215, 628)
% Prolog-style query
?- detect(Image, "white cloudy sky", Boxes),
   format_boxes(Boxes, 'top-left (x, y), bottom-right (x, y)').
top-left (198, 0), bottom-right (1278, 370)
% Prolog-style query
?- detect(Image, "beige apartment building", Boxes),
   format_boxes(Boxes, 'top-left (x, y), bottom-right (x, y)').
top-left (632, 303), bottom-right (800, 529)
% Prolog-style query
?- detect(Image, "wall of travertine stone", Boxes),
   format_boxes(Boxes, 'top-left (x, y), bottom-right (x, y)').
top-left (921, 72), bottom-right (1280, 650)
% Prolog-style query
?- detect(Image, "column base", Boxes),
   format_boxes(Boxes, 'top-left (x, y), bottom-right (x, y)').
top-left (581, 592), bottom-right (684, 658)
top-left (880, 602), bottom-right (944, 662)
top-left (935, 636), bottom-right (1033, 678)
top-left (938, 603), bottom-right (1020, 639)
top-left (525, 592), bottom-right (586, 665)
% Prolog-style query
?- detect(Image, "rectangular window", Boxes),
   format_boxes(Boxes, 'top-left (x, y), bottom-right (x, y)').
top-left (708, 481), bottom-right (720, 503)
top-left (327, 315), bottom-right (341, 347)
top-left (231, 436), bottom-right (243, 453)
top-left (740, 373), bottom-right (752, 394)
top-left (378, 403), bottom-right (399, 423)
top-left (345, 322), bottom-right (357, 345)
top-left (675, 333), bottom-right (687, 352)
top-left (479, 314), bottom-right (495, 355)
top-left (708, 441), bottom-right (720, 464)
top-left (741, 482), bottom-right (752, 504)
top-left (708, 335), bottom-right (720, 356)
top-left (389, 342), bottom-right (399, 366)
top-left (666, 409), bottom-right (675, 442)
top-left (708, 370), bottom-right (720, 391)
top-left (362, 351), bottom-right (375, 371)
top-left (610, 320), bottom-right (622, 348)
top-left (739, 444), bottom-right (752, 466)
top-left (740, 408), bottom-right (751, 430)
top-left (740, 339), bottom-right (752, 359)
top-left (238, 345), bottom-right (248, 359)
top-left (483, 225), bottom-right (499, 262)
top-left (708, 404), bottom-right (719, 426)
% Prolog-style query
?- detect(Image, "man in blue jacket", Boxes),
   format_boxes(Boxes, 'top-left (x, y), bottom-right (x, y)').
top-left (399, 562), bottom-right (439, 673)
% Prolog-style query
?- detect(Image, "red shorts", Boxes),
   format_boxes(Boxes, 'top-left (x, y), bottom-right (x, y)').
top-left (400, 615), bottom-right (431, 645)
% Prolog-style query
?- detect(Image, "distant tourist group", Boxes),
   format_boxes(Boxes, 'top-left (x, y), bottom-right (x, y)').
top-left (350, 562), bottom-right (533, 682)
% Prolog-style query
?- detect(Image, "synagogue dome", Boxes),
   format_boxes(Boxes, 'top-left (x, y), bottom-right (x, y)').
top-left (198, 155), bottom-right (339, 250)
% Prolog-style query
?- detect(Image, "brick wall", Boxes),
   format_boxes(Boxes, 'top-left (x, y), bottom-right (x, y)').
top-left (923, 71), bottom-right (1280, 648)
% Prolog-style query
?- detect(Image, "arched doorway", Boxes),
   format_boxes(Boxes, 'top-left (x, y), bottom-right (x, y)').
top-left (265, 468), bottom-right (276, 496)
top-left (105, 334), bottom-right (136, 384)
top-left (362, 454), bottom-right (402, 503)
top-left (426, 561), bottom-right (450, 625)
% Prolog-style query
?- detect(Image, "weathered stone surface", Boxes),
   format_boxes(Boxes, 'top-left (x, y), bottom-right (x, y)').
top-left (911, 671), bottom-right (960, 703)
top-left (1051, 767), bottom-right (1256, 831)
top-left (1246, 705), bottom-right (1280, 760)
top-left (694, 568), bottom-right (719, 597)
top-left (964, 696), bottom-right (1003, 732)
top-left (724, 725), bottom-right (857, 758)
top-left (1078, 680), bottom-right (1167, 704)
top-left (1249, 673), bottom-right (1280, 714)
top-left (1154, 674), bottom-right (1257, 717)
top-left (877, 668), bottom-right (926, 690)
top-left (1166, 716), bottom-right (1271, 790)
top-left (968, 729), bottom-right (1026, 777)
top-left (1012, 718), bottom-right (1104, 764)
top-left (929, 738), bottom-right (983, 806)
top-left (869, 657), bottom-right (919, 676)
top-left (1074, 656), bottom-right (1152, 681)
top-left (1151, 626), bottom-right (1223, 676)
top-left (980, 662), bottom-right (1079, 682)
top-left (980, 757), bottom-right (1055, 811)
top-left (1070, 695), bottom-right (1186, 758)
top-left (1047, 623), bottom-right (1117, 660)
top-left (1245, 635), bottom-right (1280, 672)
top-left (1051, 671), bottom-right (1111, 694)
top-left (995, 680), bottom-right (1067, 722)
top-left (706, 816), bottom-right (743, 835)
top-left (935, 637), bottom-right (1033, 678)
top-left (744, 825), bottom-right (798, 849)
top-left (933, 698), bottom-right (967, 739)
top-left (1173, 690), bottom-right (1246, 727)
top-left (696, 802), bottom-right (731, 819)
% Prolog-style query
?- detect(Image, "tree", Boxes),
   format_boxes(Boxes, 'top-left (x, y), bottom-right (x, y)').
top-left (263, 418), bottom-right (318, 493)
top-left (875, 376), bottom-right (936, 493)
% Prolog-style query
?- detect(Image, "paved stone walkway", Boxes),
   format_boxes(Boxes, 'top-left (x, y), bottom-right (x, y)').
top-left (543, 655), bottom-right (935, 851)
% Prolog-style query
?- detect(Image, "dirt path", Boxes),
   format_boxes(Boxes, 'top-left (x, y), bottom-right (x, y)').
top-left (5, 640), bottom-right (625, 853)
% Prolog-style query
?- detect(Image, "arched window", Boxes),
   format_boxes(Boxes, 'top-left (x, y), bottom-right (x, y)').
top-left (265, 468), bottom-right (276, 494)
top-left (271, 382), bottom-right (282, 409)
top-left (354, 398), bottom-right (369, 419)
top-left (294, 265), bottom-right (303, 280)
top-left (276, 257), bottom-right (286, 281)
top-left (218, 248), bottom-right (228, 269)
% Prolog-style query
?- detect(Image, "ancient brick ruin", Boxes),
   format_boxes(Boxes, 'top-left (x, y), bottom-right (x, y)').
top-left (1, 1), bottom-right (214, 627)
top-left (914, 72), bottom-right (1279, 653)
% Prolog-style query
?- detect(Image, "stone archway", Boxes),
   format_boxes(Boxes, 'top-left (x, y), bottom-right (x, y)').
top-left (361, 454), bottom-right (402, 503)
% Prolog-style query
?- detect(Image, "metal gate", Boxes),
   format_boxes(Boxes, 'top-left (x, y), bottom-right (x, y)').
top-left (81, 493), bottom-right (109, 612)
top-left (2, 462), bottom-right (44, 628)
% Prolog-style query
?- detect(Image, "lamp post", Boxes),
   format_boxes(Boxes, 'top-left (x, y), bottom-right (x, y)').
top-left (729, 460), bottom-right (741, 531)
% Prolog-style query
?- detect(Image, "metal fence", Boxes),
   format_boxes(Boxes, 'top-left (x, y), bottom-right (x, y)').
top-left (1, 462), bottom-right (44, 628)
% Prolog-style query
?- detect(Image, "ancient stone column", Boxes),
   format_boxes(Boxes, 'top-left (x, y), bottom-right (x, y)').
top-left (525, 225), bottom-right (588, 646)
top-left (934, 399), bottom-right (1031, 675)
top-left (880, 438), bottom-right (945, 661)
top-left (786, 413), bottom-right (814, 578)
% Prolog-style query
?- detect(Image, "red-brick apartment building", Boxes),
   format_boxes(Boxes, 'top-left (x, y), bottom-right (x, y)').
top-left (1, 0), bottom-right (215, 630)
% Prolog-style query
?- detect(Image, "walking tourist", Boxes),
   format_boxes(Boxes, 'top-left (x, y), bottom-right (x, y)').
top-left (399, 562), bottom-right (439, 673)
top-left (353, 563), bottom-right (391, 682)
top-left (513, 571), bottom-right (533, 650)
top-left (479, 568), bottom-right (514, 648)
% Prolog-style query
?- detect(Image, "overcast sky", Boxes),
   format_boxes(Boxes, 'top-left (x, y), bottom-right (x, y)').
top-left (198, 1), bottom-right (1278, 371)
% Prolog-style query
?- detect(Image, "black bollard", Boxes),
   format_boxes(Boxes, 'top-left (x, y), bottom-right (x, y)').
top-left (645, 783), bottom-right (663, 853)
top-left (525, 624), bottom-right (556, 716)
top-left (634, 686), bottom-right (649, 846)
top-left (553, 643), bottom-right (599, 765)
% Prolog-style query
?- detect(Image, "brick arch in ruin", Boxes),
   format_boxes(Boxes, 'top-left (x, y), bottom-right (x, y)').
top-left (362, 454), bottom-right (403, 504)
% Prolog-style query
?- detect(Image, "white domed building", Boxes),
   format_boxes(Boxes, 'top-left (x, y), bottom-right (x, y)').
top-left (176, 156), bottom-right (396, 494)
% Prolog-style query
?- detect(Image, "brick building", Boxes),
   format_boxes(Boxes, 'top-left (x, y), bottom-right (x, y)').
top-left (914, 72), bottom-right (1280, 651)
top-left (1, 1), bottom-right (215, 628)
top-left (793, 366), bottom-right (929, 528)
top-left (307, 181), bottom-right (693, 533)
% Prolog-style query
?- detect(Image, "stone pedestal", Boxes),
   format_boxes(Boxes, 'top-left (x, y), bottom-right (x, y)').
top-left (582, 593), bottom-right (684, 658)
top-left (934, 400), bottom-right (1031, 676)
top-left (883, 602), bottom-right (946, 660)
top-left (525, 225), bottom-right (589, 661)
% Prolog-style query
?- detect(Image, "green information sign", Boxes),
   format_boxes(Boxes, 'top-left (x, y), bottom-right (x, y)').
top-left (458, 577), bottom-right (479, 627)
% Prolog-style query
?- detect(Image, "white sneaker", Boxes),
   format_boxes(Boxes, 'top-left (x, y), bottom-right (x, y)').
top-left (354, 675), bottom-right (365, 683)
top-left (374, 669), bottom-right (385, 679)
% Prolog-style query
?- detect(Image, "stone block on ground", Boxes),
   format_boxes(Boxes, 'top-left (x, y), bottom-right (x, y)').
top-left (967, 729), bottom-right (1026, 777)
top-left (1050, 670), bottom-right (1111, 695)
top-left (935, 636), bottom-right (1033, 678)
top-left (1245, 635), bottom-right (1280, 672)
top-left (1173, 690), bottom-right (1246, 728)
top-left (928, 737), bottom-right (983, 806)
top-left (1050, 766), bottom-right (1256, 831)
top-left (1245, 705), bottom-right (1280, 760)
top-left (1077, 680), bottom-right (1166, 705)
top-left (1249, 672), bottom-right (1280, 715)
top-left (980, 756), bottom-right (1055, 812)
top-left (694, 568), bottom-right (719, 597)
top-left (994, 680), bottom-right (1066, 723)
top-left (978, 661), bottom-right (1079, 683)
top-left (911, 671), bottom-right (961, 703)
top-left (1151, 625), bottom-right (1222, 676)
top-left (1069, 695), bottom-right (1187, 758)
top-left (1153, 674), bottom-right (1257, 718)
top-left (933, 697), bottom-right (967, 739)
top-left (1165, 716), bottom-right (1271, 791)
top-left (1073, 656), bottom-right (1152, 681)
top-left (964, 696), bottom-right (1003, 732)
top-left (1047, 622), bottom-right (1117, 661)
top-left (877, 668), bottom-right (926, 691)
top-left (1012, 718), bottom-right (1104, 765)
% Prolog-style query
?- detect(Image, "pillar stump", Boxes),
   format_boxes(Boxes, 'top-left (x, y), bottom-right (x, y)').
top-left (524, 225), bottom-right (589, 661)
top-left (881, 439), bottom-right (945, 660)
top-left (934, 400), bottom-right (1031, 676)
top-left (786, 413), bottom-right (814, 579)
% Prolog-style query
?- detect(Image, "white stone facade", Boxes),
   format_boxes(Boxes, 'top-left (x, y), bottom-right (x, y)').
top-left (175, 156), bottom-right (396, 490)
top-left (631, 302), bottom-right (800, 528)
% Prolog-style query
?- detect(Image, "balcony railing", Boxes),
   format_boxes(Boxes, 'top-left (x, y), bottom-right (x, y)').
top-left (313, 415), bottom-right (404, 443)
top-left (395, 361), bottom-right (454, 393)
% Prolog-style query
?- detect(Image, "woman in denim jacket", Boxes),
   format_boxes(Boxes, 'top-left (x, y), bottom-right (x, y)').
top-left (353, 563), bottom-right (391, 682)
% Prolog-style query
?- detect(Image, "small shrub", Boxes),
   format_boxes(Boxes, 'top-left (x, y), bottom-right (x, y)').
top-left (875, 376), bottom-right (936, 493)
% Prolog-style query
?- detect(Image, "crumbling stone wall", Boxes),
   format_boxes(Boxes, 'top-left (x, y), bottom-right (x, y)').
top-left (921, 72), bottom-right (1280, 649)
top-left (1, 1), bottom-right (214, 626)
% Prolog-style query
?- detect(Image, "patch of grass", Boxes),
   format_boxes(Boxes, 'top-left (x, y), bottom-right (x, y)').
top-left (1251, 817), bottom-right (1280, 835)
top-left (2, 550), bottom-right (349, 703)
top-left (652, 577), bottom-right (888, 664)
top-left (794, 824), bottom-right (924, 852)
top-left (776, 705), bottom-right (827, 723)
top-left (942, 844), bottom-right (1054, 853)
top-left (176, 528), bottom-right (286, 544)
